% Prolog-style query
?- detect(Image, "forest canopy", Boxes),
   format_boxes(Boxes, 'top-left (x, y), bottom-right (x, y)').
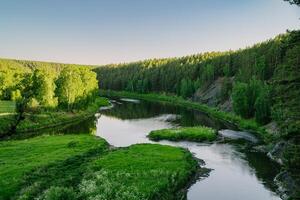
top-left (95, 30), bottom-right (300, 136)
top-left (0, 60), bottom-right (98, 111)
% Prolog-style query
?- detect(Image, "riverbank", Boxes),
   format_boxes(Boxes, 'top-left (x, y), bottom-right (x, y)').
top-left (0, 101), bottom-right (17, 137)
top-left (0, 134), bottom-right (201, 200)
top-left (100, 90), bottom-right (272, 143)
top-left (4, 97), bottom-right (110, 138)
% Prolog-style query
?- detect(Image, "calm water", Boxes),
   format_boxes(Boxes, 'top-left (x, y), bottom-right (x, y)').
top-left (95, 98), bottom-right (281, 200)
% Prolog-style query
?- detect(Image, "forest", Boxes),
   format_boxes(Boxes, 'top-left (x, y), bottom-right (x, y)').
top-left (95, 30), bottom-right (300, 138)
top-left (0, 59), bottom-right (98, 111)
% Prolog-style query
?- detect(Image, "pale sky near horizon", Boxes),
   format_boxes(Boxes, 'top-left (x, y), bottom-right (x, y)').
top-left (0, 0), bottom-right (299, 65)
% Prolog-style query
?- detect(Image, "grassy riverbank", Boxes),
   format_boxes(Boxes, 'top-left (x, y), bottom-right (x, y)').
top-left (79, 144), bottom-right (199, 200)
top-left (15, 97), bottom-right (110, 133)
top-left (101, 90), bottom-right (271, 142)
top-left (149, 126), bottom-right (217, 142)
top-left (0, 134), bottom-right (108, 200)
top-left (0, 134), bottom-right (200, 200)
top-left (0, 101), bottom-right (17, 136)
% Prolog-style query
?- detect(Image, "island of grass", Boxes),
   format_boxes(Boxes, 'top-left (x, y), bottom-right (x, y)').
top-left (149, 126), bottom-right (217, 142)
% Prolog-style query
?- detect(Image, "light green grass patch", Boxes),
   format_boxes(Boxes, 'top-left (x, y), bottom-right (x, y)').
top-left (0, 101), bottom-right (16, 113)
top-left (0, 134), bottom-right (108, 199)
top-left (149, 126), bottom-right (217, 142)
top-left (80, 144), bottom-right (198, 200)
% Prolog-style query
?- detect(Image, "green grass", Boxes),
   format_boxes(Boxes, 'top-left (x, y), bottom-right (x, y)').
top-left (0, 115), bottom-right (17, 137)
top-left (0, 101), bottom-right (17, 136)
top-left (16, 97), bottom-right (110, 133)
top-left (0, 101), bottom-right (16, 114)
top-left (0, 134), bottom-right (108, 199)
top-left (149, 126), bottom-right (217, 142)
top-left (101, 90), bottom-right (272, 143)
top-left (79, 144), bottom-right (198, 200)
top-left (8, 142), bottom-right (199, 200)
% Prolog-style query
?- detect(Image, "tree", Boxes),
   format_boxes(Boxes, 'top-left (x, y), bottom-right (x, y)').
top-left (255, 86), bottom-right (271, 124)
top-left (284, 0), bottom-right (300, 6)
top-left (232, 82), bottom-right (249, 118)
top-left (180, 79), bottom-right (194, 98)
top-left (56, 67), bottom-right (84, 110)
top-left (32, 68), bottom-right (58, 108)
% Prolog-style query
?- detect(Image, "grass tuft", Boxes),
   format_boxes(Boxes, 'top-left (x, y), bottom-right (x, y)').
top-left (149, 126), bottom-right (217, 142)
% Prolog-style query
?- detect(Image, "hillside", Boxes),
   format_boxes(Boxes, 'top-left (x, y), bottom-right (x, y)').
top-left (95, 30), bottom-right (299, 136)
top-left (95, 30), bottom-right (300, 196)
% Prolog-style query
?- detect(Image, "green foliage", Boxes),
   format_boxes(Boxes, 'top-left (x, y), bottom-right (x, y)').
top-left (56, 66), bottom-right (98, 110)
top-left (179, 78), bottom-right (194, 98)
top-left (11, 90), bottom-right (22, 102)
top-left (0, 59), bottom-right (99, 112)
top-left (232, 78), bottom-right (271, 124)
top-left (255, 87), bottom-right (271, 124)
top-left (95, 30), bottom-right (299, 137)
top-left (80, 144), bottom-right (198, 200)
top-left (148, 126), bottom-right (217, 142)
top-left (232, 82), bottom-right (249, 117)
top-left (32, 68), bottom-right (58, 108)
top-left (283, 142), bottom-right (300, 171)
top-left (220, 77), bottom-right (232, 102)
top-left (27, 98), bottom-right (40, 111)
top-left (272, 31), bottom-right (300, 137)
top-left (0, 60), bottom-right (30, 100)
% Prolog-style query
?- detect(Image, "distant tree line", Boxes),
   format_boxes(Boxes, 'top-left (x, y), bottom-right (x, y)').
top-left (95, 30), bottom-right (300, 135)
top-left (0, 60), bottom-right (98, 111)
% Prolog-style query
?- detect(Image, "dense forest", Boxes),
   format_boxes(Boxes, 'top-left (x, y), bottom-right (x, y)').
top-left (0, 59), bottom-right (98, 111)
top-left (95, 30), bottom-right (300, 138)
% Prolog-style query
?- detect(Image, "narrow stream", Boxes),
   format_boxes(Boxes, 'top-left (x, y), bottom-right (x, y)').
top-left (96, 98), bottom-right (281, 200)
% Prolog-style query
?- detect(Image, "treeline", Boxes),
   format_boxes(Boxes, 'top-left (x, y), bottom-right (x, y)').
top-left (0, 59), bottom-right (98, 111)
top-left (95, 30), bottom-right (300, 136)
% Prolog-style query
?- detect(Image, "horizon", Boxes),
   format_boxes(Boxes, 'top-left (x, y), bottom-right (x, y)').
top-left (0, 0), bottom-right (299, 65)
top-left (0, 29), bottom-right (298, 66)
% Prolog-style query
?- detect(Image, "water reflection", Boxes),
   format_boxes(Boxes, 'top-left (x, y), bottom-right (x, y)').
top-left (97, 99), bottom-right (281, 200)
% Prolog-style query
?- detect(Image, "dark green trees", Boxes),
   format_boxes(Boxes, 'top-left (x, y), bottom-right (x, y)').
top-left (95, 30), bottom-right (299, 126)
top-left (232, 78), bottom-right (271, 124)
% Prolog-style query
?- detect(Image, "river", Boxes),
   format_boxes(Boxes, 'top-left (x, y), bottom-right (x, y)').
top-left (92, 98), bottom-right (282, 200)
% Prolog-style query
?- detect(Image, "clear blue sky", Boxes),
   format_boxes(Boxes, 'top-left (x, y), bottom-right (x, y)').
top-left (0, 0), bottom-right (299, 65)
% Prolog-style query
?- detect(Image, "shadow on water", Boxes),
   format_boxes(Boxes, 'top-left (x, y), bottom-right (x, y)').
top-left (101, 99), bottom-right (234, 130)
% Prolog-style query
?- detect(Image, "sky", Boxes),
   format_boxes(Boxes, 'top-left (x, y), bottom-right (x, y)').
top-left (0, 0), bottom-right (299, 65)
